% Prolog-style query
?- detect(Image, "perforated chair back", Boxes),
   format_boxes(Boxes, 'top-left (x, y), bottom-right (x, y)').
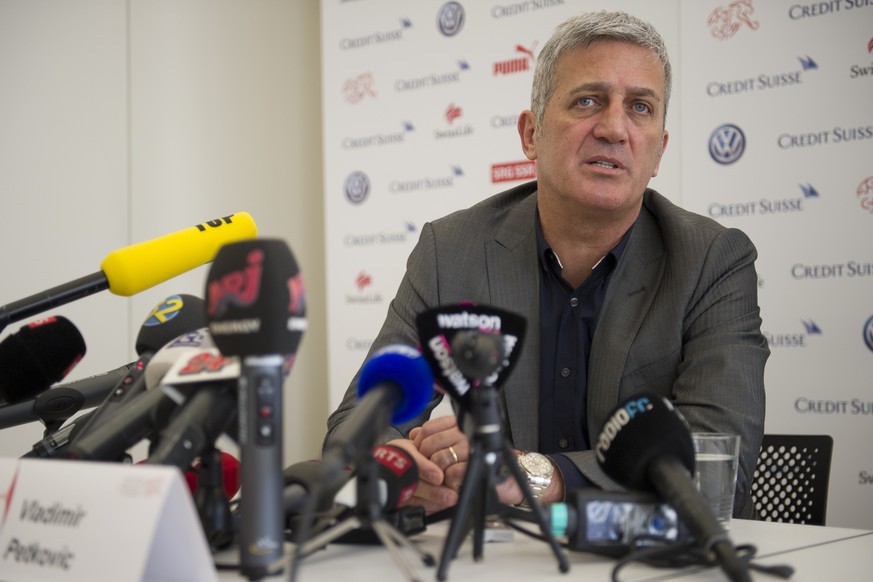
top-left (751, 434), bottom-right (833, 525)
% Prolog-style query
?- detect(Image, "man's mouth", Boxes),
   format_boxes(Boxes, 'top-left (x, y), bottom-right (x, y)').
top-left (590, 160), bottom-right (618, 169)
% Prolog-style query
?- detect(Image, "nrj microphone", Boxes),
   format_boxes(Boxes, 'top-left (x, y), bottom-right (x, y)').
top-left (0, 212), bottom-right (257, 332)
top-left (205, 238), bottom-right (306, 581)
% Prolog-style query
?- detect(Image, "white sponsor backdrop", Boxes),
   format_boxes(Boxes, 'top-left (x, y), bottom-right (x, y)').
top-left (322, 0), bottom-right (873, 528)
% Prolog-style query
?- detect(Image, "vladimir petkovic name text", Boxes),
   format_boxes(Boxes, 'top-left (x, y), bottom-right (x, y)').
top-left (2, 499), bottom-right (87, 571)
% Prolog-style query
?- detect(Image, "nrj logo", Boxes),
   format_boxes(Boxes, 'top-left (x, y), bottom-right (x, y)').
top-left (707, 0), bottom-right (760, 41)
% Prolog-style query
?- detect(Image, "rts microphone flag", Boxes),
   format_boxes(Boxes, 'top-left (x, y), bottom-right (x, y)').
top-left (0, 212), bottom-right (257, 332)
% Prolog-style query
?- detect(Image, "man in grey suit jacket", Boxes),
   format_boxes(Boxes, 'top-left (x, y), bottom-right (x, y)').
top-left (325, 11), bottom-right (768, 519)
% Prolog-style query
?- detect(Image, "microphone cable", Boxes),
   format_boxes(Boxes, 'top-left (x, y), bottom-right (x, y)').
top-left (501, 515), bottom-right (794, 582)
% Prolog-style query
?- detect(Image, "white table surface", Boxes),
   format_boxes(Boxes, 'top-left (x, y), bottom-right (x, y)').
top-left (215, 517), bottom-right (873, 582)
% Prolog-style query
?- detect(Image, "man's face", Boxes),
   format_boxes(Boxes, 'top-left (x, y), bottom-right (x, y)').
top-left (521, 39), bottom-right (669, 218)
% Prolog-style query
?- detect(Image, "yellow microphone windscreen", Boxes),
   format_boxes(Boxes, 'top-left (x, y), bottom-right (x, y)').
top-left (100, 212), bottom-right (258, 296)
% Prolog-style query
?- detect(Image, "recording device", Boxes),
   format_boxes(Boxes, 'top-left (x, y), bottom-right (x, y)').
top-left (0, 212), bottom-right (256, 333)
top-left (205, 238), bottom-right (306, 581)
top-left (548, 489), bottom-right (688, 557)
top-left (595, 392), bottom-right (751, 582)
top-left (0, 315), bottom-right (86, 406)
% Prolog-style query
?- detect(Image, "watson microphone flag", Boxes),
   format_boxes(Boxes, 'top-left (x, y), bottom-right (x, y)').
top-left (0, 212), bottom-right (257, 332)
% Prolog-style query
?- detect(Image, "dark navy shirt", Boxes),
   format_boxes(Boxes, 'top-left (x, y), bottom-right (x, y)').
top-left (535, 213), bottom-right (630, 491)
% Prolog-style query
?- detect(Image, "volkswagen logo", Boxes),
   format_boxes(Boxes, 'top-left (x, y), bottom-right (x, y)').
top-left (709, 123), bottom-right (746, 165)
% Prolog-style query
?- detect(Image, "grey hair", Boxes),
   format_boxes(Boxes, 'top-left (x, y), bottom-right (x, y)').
top-left (530, 10), bottom-right (672, 131)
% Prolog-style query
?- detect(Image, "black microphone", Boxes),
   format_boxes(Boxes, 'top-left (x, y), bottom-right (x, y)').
top-left (66, 328), bottom-right (217, 462)
top-left (0, 315), bottom-right (86, 406)
top-left (205, 238), bottom-right (307, 581)
top-left (0, 363), bottom-right (135, 431)
top-left (594, 393), bottom-right (751, 582)
top-left (70, 294), bottom-right (207, 448)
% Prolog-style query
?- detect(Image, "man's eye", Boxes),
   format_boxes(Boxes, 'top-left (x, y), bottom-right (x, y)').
top-left (576, 97), bottom-right (595, 107)
top-left (632, 102), bottom-right (652, 114)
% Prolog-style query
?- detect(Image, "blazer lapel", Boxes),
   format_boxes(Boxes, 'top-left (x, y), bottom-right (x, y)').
top-left (485, 191), bottom-right (540, 450)
top-left (588, 198), bottom-right (665, 441)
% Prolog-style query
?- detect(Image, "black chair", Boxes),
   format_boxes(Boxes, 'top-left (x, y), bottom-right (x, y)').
top-left (751, 434), bottom-right (833, 525)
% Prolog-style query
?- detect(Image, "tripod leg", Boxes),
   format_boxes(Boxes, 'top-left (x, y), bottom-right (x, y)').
top-left (298, 515), bottom-right (362, 558)
top-left (370, 520), bottom-right (422, 582)
top-left (378, 521), bottom-right (436, 567)
top-left (437, 442), bottom-right (487, 581)
top-left (500, 444), bottom-right (570, 573)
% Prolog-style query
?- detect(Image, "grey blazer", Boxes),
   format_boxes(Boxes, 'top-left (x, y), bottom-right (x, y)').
top-left (326, 181), bottom-right (769, 517)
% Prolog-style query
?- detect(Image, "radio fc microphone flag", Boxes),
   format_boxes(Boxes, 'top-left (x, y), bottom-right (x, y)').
top-left (0, 212), bottom-right (256, 332)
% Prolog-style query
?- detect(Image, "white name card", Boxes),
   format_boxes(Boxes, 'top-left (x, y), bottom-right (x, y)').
top-left (0, 458), bottom-right (218, 582)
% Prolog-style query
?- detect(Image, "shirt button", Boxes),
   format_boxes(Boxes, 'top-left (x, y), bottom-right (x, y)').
top-left (560, 367), bottom-right (571, 378)
top-left (559, 439), bottom-right (569, 449)
top-left (569, 297), bottom-right (578, 307)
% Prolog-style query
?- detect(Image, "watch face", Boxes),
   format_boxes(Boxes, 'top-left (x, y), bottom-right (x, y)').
top-left (520, 452), bottom-right (554, 477)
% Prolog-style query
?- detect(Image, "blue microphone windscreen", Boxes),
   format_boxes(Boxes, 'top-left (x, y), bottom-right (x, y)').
top-left (357, 345), bottom-right (434, 424)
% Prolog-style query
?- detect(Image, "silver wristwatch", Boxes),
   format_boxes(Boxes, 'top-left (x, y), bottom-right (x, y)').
top-left (517, 451), bottom-right (554, 506)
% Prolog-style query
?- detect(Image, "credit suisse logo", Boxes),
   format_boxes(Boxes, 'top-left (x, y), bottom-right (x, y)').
top-left (764, 319), bottom-right (821, 348)
top-left (705, 56), bottom-right (816, 98)
top-left (707, 0), bottom-right (760, 41)
top-left (706, 182), bottom-right (818, 219)
top-left (338, 18), bottom-right (412, 51)
top-left (708, 123), bottom-right (746, 164)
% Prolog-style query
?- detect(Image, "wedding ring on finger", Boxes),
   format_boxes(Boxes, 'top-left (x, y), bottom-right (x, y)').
top-left (448, 445), bottom-right (460, 465)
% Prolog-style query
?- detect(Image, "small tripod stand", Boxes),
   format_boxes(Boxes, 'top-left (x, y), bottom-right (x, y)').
top-left (436, 384), bottom-right (569, 580)
top-left (294, 454), bottom-right (435, 582)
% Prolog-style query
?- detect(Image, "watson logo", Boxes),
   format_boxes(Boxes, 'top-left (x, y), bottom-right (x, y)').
top-left (863, 314), bottom-right (873, 352)
top-left (709, 123), bottom-right (746, 165)
top-left (707, 0), bottom-right (760, 41)
top-left (344, 171), bottom-right (370, 204)
top-left (858, 177), bottom-right (873, 213)
top-left (437, 2), bottom-right (464, 36)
